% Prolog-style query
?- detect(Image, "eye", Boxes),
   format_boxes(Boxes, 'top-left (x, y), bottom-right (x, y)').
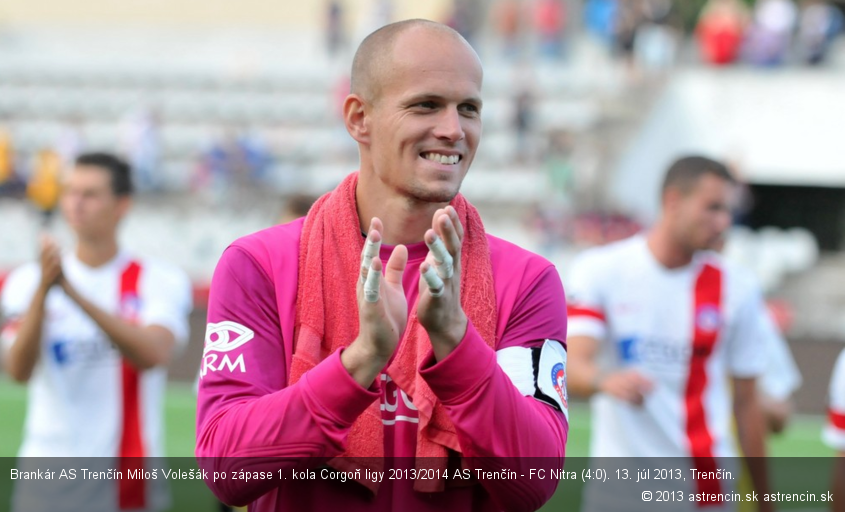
top-left (459, 103), bottom-right (480, 115)
top-left (414, 101), bottom-right (437, 110)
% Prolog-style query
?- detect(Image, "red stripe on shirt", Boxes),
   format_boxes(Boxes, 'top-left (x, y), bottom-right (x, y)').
top-left (685, 263), bottom-right (722, 504)
top-left (566, 306), bottom-right (606, 322)
top-left (829, 409), bottom-right (845, 430)
top-left (118, 261), bottom-right (146, 510)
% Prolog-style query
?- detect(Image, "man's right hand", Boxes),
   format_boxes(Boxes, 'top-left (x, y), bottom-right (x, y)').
top-left (597, 369), bottom-right (654, 406)
top-left (38, 235), bottom-right (63, 293)
top-left (5, 235), bottom-right (61, 382)
top-left (341, 218), bottom-right (409, 387)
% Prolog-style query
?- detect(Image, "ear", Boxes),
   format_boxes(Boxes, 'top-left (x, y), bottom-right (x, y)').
top-left (343, 93), bottom-right (370, 145)
top-left (663, 187), bottom-right (682, 214)
top-left (115, 196), bottom-right (133, 220)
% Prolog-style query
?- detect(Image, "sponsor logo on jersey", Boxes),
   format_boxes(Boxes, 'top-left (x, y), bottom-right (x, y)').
top-left (204, 321), bottom-right (254, 353)
top-left (551, 363), bottom-right (568, 409)
top-left (201, 321), bottom-right (254, 378)
top-left (616, 335), bottom-right (715, 369)
top-left (379, 374), bottom-right (419, 426)
top-left (49, 338), bottom-right (117, 366)
top-left (51, 339), bottom-right (70, 365)
top-left (618, 336), bottom-right (639, 363)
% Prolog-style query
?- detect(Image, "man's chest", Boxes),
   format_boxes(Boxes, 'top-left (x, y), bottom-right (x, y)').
top-left (602, 270), bottom-right (733, 375)
top-left (42, 279), bottom-right (122, 368)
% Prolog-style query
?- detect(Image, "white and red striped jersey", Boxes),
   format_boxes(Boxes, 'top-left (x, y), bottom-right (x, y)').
top-left (566, 235), bottom-right (768, 459)
top-left (1, 250), bottom-right (191, 459)
top-left (1, 250), bottom-right (191, 511)
top-left (823, 349), bottom-right (845, 451)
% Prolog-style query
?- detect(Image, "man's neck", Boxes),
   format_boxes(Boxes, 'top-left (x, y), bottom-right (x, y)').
top-left (75, 238), bottom-right (119, 268)
top-left (355, 176), bottom-right (445, 246)
top-left (646, 224), bottom-right (694, 270)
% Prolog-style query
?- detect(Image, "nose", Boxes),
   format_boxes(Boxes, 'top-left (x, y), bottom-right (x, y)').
top-left (433, 107), bottom-right (465, 142)
top-left (61, 190), bottom-right (83, 213)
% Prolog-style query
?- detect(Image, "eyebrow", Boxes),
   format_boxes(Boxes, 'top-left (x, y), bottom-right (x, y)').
top-left (404, 93), bottom-right (483, 108)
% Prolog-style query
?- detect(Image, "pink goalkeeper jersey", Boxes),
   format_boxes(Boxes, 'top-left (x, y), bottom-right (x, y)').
top-left (196, 218), bottom-right (569, 512)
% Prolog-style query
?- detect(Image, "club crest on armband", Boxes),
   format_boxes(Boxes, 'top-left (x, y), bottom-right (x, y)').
top-left (552, 363), bottom-right (567, 408)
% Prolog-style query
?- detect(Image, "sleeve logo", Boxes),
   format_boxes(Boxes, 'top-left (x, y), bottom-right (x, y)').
top-left (201, 321), bottom-right (254, 378)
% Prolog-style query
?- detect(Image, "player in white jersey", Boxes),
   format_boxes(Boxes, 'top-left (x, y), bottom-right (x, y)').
top-left (824, 349), bottom-right (845, 512)
top-left (566, 156), bottom-right (772, 512)
top-left (0, 152), bottom-right (192, 512)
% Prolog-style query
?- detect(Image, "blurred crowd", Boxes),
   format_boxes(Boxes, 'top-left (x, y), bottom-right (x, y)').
top-left (0, 0), bottom-right (842, 241)
top-left (322, 0), bottom-right (841, 66)
top-left (697, 0), bottom-right (843, 65)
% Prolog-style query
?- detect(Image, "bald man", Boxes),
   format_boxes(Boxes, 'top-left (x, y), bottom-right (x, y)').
top-left (196, 20), bottom-right (569, 512)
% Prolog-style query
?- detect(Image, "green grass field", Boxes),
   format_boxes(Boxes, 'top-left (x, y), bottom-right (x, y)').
top-left (0, 379), bottom-right (836, 511)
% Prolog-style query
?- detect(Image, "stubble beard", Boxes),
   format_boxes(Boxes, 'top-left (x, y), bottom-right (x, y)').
top-left (404, 178), bottom-right (461, 206)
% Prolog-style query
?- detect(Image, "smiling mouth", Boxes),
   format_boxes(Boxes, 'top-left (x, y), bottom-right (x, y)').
top-left (421, 152), bottom-right (462, 165)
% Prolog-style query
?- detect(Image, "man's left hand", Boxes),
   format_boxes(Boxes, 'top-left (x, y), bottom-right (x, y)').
top-left (417, 206), bottom-right (468, 361)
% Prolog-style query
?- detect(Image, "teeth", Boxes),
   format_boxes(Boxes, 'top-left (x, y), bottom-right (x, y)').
top-left (424, 153), bottom-right (459, 165)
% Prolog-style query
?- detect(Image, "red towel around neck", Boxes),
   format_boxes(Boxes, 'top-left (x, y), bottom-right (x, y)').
top-left (289, 172), bottom-right (497, 493)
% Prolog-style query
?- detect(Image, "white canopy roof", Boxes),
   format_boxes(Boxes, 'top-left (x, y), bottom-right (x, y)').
top-left (611, 68), bottom-right (845, 222)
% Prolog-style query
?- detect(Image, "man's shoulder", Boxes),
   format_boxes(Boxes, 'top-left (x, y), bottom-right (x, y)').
top-left (589, 235), bottom-right (643, 258)
top-left (131, 253), bottom-right (187, 278)
top-left (0, 262), bottom-right (41, 313)
top-left (2, 262), bottom-right (40, 295)
top-left (571, 234), bottom-right (645, 271)
top-left (486, 233), bottom-right (553, 270)
top-left (220, 218), bottom-right (305, 280)
top-left (696, 251), bottom-right (760, 295)
top-left (230, 218), bottom-right (305, 260)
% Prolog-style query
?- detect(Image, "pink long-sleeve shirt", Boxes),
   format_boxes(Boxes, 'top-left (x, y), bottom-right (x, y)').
top-left (196, 218), bottom-right (569, 511)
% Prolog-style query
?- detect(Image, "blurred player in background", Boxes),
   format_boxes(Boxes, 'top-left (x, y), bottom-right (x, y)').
top-left (277, 193), bottom-right (317, 224)
top-left (824, 348), bottom-right (845, 512)
top-left (197, 19), bottom-right (568, 512)
top-left (566, 156), bottom-right (771, 512)
top-left (0, 152), bottom-right (192, 511)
